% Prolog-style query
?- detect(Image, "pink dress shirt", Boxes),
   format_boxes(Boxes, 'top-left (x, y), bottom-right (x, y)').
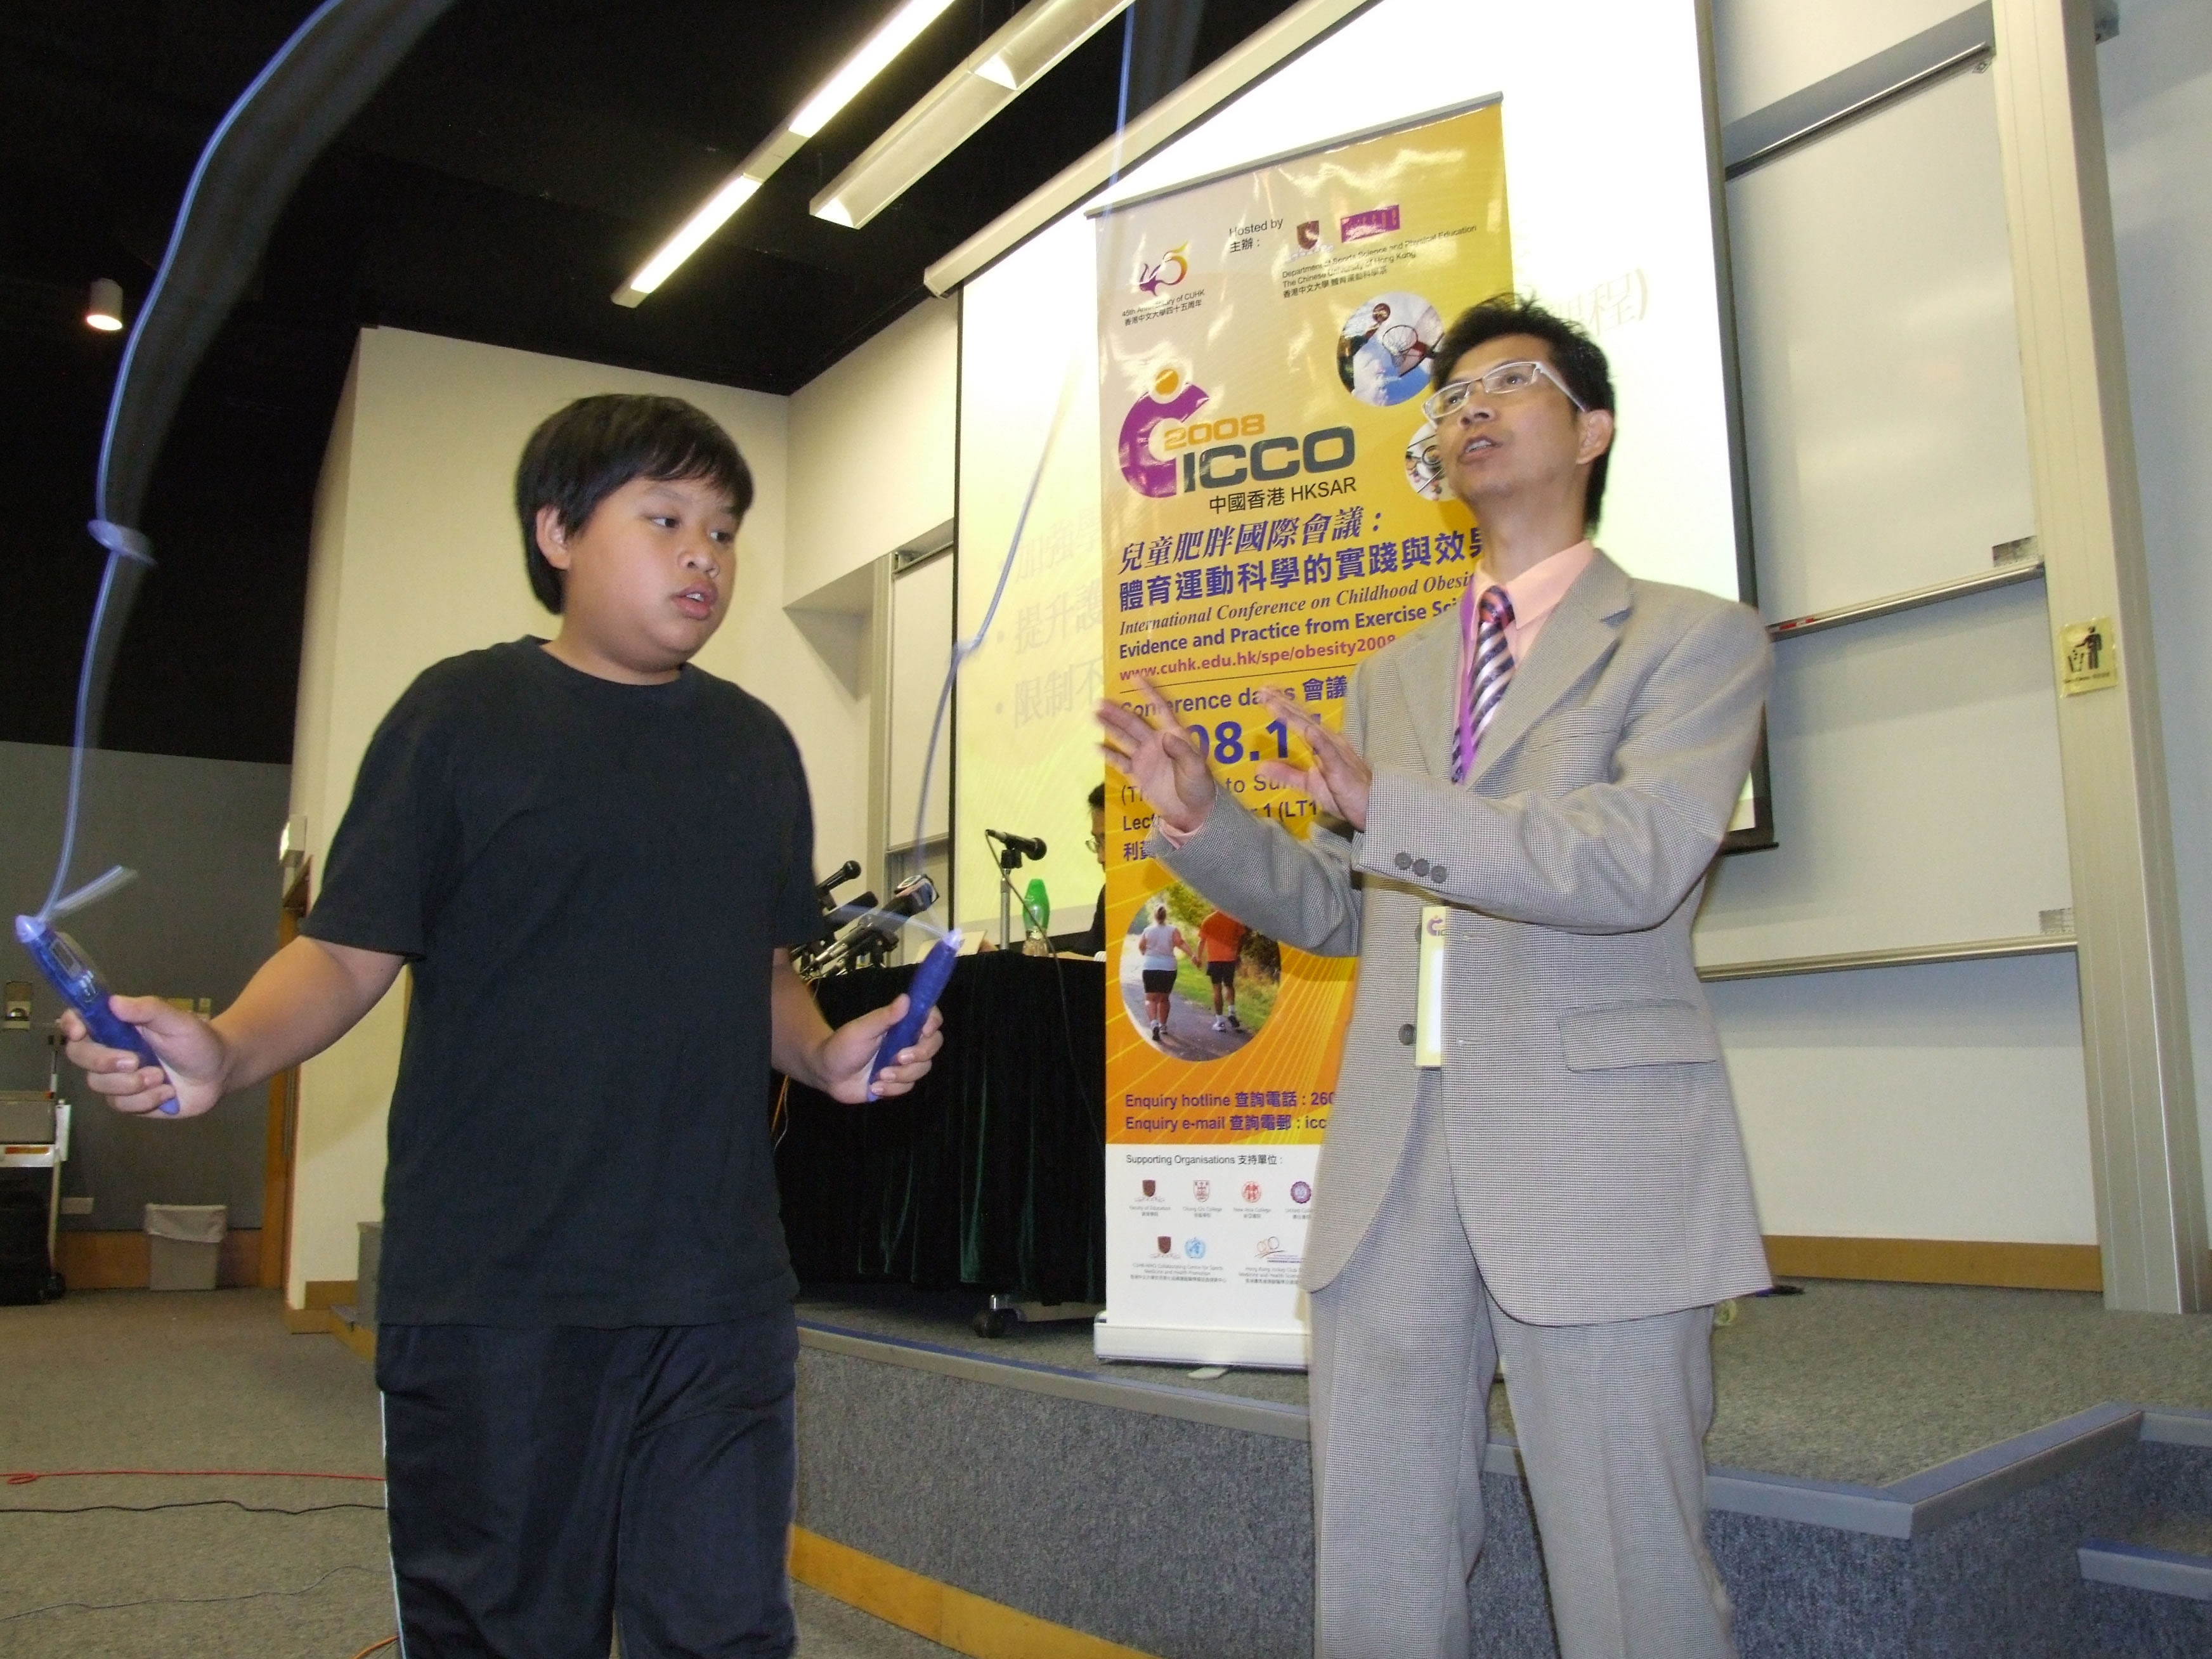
top-left (1474, 537), bottom-right (1596, 667)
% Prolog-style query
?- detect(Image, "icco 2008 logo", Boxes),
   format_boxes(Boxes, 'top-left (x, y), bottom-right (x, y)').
top-left (1117, 365), bottom-right (1355, 500)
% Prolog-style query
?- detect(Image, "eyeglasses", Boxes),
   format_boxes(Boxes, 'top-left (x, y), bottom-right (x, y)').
top-left (1085, 835), bottom-right (1103, 854)
top-left (1421, 359), bottom-right (1587, 424)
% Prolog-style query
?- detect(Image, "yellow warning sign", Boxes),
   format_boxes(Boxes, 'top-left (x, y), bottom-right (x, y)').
top-left (2059, 617), bottom-right (2118, 696)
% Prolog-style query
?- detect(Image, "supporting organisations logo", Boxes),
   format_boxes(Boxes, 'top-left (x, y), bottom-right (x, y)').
top-left (1341, 204), bottom-right (1401, 242)
top-left (1141, 1178), bottom-right (1157, 1198)
top-left (1192, 1179), bottom-right (1211, 1202)
top-left (1135, 243), bottom-right (1188, 297)
top-left (1291, 1180), bottom-right (1313, 1204)
top-left (1117, 366), bottom-right (1209, 498)
top-left (1241, 1181), bottom-right (1261, 1204)
top-left (1157, 1235), bottom-right (1173, 1254)
top-left (1184, 1237), bottom-right (1208, 1260)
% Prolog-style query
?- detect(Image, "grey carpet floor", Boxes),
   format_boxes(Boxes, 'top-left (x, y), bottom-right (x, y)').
top-left (0, 1290), bottom-right (953, 1659)
top-left (797, 1277), bottom-right (2212, 1487)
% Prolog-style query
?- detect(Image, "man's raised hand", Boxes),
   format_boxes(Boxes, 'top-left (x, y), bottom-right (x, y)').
top-left (1256, 688), bottom-right (1373, 830)
top-left (1095, 675), bottom-right (1218, 835)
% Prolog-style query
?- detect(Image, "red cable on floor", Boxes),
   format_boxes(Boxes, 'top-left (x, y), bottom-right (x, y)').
top-left (6, 1467), bottom-right (385, 1485)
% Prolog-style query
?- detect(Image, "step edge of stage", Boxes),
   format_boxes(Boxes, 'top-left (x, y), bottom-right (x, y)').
top-left (790, 1525), bottom-right (1162, 1658)
top-left (800, 1320), bottom-right (2189, 1542)
top-left (2077, 1537), bottom-right (2212, 1601)
top-left (2141, 1405), bottom-right (2212, 1447)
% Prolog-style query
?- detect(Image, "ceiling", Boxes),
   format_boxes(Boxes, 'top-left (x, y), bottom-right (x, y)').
top-left (0, 0), bottom-right (1299, 764)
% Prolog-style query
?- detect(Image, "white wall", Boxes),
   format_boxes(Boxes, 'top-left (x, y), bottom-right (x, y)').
top-left (1711, 0), bottom-right (1971, 122)
top-left (1700, 0), bottom-right (2212, 1249)
top-left (285, 325), bottom-right (860, 1303)
top-left (2102, 0), bottom-right (2212, 1227)
top-left (786, 296), bottom-right (958, 604)
top-left (1717, 955), bottom-right (2098, 1245)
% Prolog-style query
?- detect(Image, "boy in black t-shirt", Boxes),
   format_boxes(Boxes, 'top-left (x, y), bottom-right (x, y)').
top-left (62, 394), bottom-right (942, 1658)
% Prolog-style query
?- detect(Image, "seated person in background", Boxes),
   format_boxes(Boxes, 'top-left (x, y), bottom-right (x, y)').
top-left (1050, 782), bottom-right (1109, 956)
top-left (1197, 907), bottom-right (1249, 1032)
top-left (62, 393), bottom-right (942, 1659)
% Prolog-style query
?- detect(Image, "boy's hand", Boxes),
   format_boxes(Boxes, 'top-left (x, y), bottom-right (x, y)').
top-left (812, 995), bottom-right (944, 1104)
top-left (60, 997), bottom-right (231, 1118)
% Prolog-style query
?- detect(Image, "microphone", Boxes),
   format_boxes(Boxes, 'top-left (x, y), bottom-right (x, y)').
top-left (864, 873), bottom-right (938, 934)
top-left (987, 829), bottom-right (1048, 861)
top-left (823, 892), bottom-right (879, 930)
top-left (797, 892), bottom-right (876, 956)
top-left (810, 875), bottom-right (940, 976)
top-left (814, 859), bottom-right (861, 902)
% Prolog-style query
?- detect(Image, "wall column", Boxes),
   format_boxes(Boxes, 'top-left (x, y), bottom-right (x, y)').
top-left (1989, 0), bottom-right (2207, 1310)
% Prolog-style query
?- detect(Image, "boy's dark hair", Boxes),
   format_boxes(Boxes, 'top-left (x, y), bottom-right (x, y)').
top-left (514, 394), bottom-right (754, 613)
top-left (1087, 783), bottom-right (1106, 812)
top-left (1429, 295), bottom-right (1615, 531)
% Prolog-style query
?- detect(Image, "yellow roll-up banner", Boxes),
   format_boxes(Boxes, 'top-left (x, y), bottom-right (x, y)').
top-left (1094, 100), bottom-right (1511, 1365)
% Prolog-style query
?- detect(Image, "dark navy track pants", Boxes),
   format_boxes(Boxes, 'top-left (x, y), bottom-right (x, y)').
top-left (377, 1308), bottom-right (798, 1658)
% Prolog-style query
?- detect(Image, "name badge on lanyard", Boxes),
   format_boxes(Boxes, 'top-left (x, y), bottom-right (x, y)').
top-left (1415, 904), bottom-right (1448, 1068)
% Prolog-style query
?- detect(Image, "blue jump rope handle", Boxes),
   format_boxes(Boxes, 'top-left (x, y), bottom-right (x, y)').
top-left (869, 931), bottom-right (961, 1100)
top-left (14, 914), bottom-right (176, 1114)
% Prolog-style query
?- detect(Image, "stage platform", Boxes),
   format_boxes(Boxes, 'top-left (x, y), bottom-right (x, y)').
top-left (791, 1280), bottom-right (2212, 1658)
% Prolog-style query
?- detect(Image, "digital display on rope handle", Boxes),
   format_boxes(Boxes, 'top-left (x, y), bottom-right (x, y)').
top-left (867, 929), bottom-right (962, 1102)
top-left (14, 915), bottom-right (176, 1114)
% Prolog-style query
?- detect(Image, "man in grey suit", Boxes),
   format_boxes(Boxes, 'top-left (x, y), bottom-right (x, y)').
top-left (1096, 296), bottom-right (1772, 1658)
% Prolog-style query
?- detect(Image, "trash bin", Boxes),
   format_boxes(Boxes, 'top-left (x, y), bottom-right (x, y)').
top-left (145, 1204), bottom-right (226, 1291)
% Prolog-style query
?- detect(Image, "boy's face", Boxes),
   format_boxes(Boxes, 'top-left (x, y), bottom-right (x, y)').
top-left (537, 473), bottom-right (739, 680)
top-left (1435, 332), bottom-right (1611, 517)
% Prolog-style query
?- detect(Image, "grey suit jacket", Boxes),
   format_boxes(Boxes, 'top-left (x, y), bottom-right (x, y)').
top-left (1151, 551), bottom-right (1773, 1325)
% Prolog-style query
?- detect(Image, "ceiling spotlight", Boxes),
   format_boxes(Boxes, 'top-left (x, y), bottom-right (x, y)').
top-left (811, 0), bottom-right (1134, 233)
top-left (613, 0), bottom-right (958, 306)
top-left (85, 278), bottom-right (125, 332)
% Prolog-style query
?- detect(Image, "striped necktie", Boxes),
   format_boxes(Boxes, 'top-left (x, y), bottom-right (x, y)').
top-left (1452, 585), bottom-right (1515, 783)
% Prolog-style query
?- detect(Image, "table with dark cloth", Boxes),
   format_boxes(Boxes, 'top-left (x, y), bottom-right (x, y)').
top-left (775, 951), bottom-right (1107, 1306)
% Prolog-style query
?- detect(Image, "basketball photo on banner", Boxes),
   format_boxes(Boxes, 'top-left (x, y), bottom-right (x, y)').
top-left (1334, 292), bottom-right (1445, 407)
top-left (1119, 883), bottom-right (1279, 1060)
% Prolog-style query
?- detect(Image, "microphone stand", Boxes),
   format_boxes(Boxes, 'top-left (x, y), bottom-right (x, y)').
top-left (986, 831), bottom-right (1046, 951)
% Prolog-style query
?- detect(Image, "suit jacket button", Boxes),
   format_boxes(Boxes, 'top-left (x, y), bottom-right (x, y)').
top-left (1431, 864), bottom-right (1447, 882)
top-left (1394, 852), bottom-right (1413, 871)
top-left (1398, 1023), bottom-right (1415, 1045)
top-left (1413, 858), bottom-right (1429, 876)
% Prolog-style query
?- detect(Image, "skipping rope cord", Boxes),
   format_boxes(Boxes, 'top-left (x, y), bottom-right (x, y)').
top-left (41, 0), bottom-right (344, 923)
top-left (876, 6), bottom-right (1145, 943)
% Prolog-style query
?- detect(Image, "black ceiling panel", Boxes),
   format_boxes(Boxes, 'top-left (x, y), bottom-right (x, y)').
top-left (1, 0), bottom-right (1299, 762)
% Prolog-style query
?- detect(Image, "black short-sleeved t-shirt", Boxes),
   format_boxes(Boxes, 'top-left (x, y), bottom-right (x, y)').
top-left (301, 639), bottom-right (819, 1327)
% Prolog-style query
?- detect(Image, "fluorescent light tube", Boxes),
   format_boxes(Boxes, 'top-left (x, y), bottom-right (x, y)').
top-left (811, 0), bottom-right (1133, 231)
top-left (615, 173), bottom-right (763, 304)
top-left (613, 0), bottom-right (955, 305)
top-left (789, 0), bottom-right (960, 137)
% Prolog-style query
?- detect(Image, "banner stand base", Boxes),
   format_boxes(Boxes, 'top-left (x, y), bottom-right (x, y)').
top-left (1093, 1314), bottom-right (1310, 1371)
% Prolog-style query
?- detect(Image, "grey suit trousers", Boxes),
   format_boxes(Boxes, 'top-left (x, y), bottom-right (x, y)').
top-left (1308, 1077), bottom-right (1734, 1659)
